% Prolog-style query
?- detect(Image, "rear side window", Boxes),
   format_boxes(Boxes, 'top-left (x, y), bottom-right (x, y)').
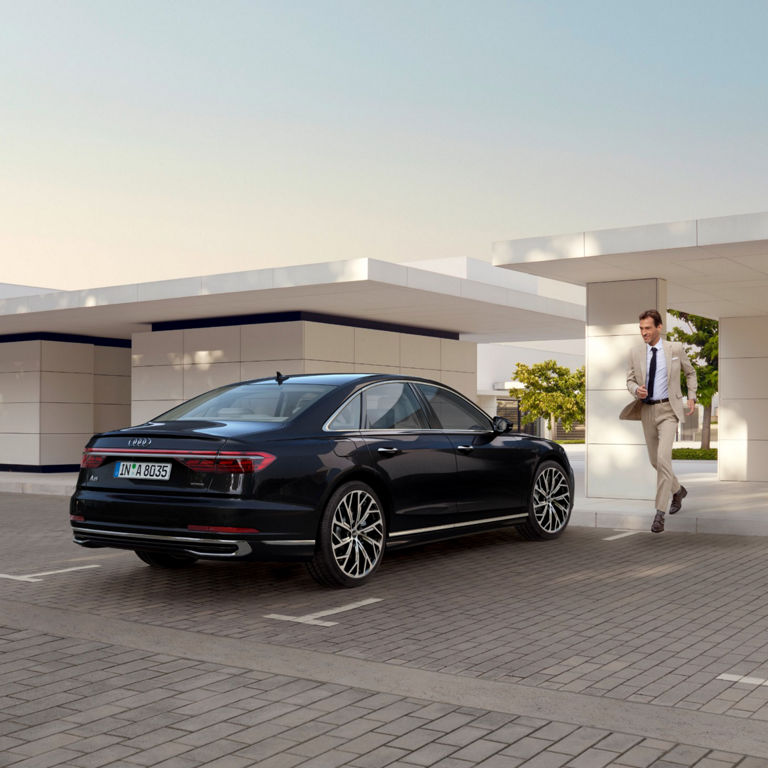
top-left (415, 384), bottom-right (491, 431)
top-left (363, 383), bottom-right (427, 430)
top-left (327, 394), bottom-right (362, 430)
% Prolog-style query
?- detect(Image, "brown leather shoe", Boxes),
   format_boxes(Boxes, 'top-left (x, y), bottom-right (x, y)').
top-left (670, 485), bottom-right (687, 515)
top-left (651, 510), bottom-right (665, 533)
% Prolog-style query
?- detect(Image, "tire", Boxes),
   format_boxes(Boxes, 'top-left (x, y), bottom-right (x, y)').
top-left (135, 550), bottom-right (198, 569)
top-left (306, 481), bottom-right (387, 588)
top-left (516, 460), bottom-right (572, 540)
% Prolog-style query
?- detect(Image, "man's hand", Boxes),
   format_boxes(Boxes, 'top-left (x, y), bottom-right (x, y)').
top-left (636, 385), bottom-right (648, 400)
top-left (686, 399), bottom-right (696, 415)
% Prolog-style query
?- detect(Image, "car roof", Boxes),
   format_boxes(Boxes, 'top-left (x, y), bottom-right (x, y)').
top-left (240, 372), bottom-right (444, 387)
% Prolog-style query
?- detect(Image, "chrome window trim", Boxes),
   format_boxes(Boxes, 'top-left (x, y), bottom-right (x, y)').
top-left (323, 380), bottom-right (493, 433)
top-left (388, 513), bottom-right (527, 538)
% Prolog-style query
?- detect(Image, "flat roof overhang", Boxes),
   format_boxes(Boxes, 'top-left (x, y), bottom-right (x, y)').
top-left (492, 211), bottom-right (768, 319)
top-left (0, 258), bottom-right (585, 344)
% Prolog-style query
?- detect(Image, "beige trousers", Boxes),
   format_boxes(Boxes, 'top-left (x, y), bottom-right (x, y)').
top-left (640, 400), bottom-right (682, 512)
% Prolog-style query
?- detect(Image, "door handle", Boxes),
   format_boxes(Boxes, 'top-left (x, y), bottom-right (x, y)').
top-left (456, 445), bottom-right (474, 453)
top-left (377, 447), bottom-right (400, 456)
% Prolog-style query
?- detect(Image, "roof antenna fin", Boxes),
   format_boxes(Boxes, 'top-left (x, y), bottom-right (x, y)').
top-left (276, 371), bottom-right (289, 385)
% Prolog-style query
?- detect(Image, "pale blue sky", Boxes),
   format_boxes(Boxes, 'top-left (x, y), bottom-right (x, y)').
top-left (2, 1), bottom-right (767, 288)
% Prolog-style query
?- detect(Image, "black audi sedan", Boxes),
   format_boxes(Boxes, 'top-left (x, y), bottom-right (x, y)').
top-left (70, 373), bottom-right (573, 588)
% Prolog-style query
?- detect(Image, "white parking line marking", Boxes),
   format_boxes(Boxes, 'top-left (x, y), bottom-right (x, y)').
top-left (0, 565), bottom-right (101, 583)
top-left (718, 673), bottom-right (768, 687)
top-left (603, 531), bottom-right (643, 541)
top-left (265, 597), bottom-right (382, 626)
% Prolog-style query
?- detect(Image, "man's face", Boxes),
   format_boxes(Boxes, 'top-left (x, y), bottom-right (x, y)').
top-left (639, 317), bottom-right (662, 346)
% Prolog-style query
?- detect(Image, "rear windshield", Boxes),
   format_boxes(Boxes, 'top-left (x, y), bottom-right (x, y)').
top-left (157, 382), bottom-right (334, 422)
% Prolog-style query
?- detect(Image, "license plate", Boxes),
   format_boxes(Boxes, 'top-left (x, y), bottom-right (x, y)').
top-left (114, 462), bottom-right (171, 481)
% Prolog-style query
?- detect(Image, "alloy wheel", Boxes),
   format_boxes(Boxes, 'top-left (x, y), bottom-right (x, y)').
top-left (532, 465), bottom-right (571, 534)
top-left (330, 489), bottom-right (385, 579)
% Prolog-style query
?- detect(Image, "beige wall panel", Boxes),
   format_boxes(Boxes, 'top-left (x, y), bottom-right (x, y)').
top-left (586, 279), bottom-right (666, 336)
top-left (355, 328), bottom-right (400, 366)
top-left (586, 392), bottom-right (647, 446)
top-left (183, 326), bottom-right (241, 365)
top-left (400, 368), bottom-right (443, 381)
top-left (718, 399), bottom-right (768, 441)
top-left (241, 360), bottom-right (306, 381)
top-left (41, 341), bottom-right (94, 373)
top-left (0, 403), bottom-right (40, 433)
top-left (720, 358), bottom-right (768, 399)
top-left (720, 316), bottom-right (768, 359)
top-left (241, 322), bottom-right (303, 362)
top-left (717, 439), bottom-right (768, 482)
top-left (587, 335), bottom-right (635, 390)
top-left (440, 339), bottom-right (476, 372)
top-left (0, 341), bottom-right (41, 373)
top-left (400, 335), bottom-right (441, 370)
top-left (40, 403), bottom-right (93, 434)
top-left (132, 366), bottom-right (183, 401)
top-left (40, 434), bottom-right (92, 464)
top-left (0, 371), bottom-right (41, 403)
top-left (132, 330), bottom-right (184, 367)
top-left (586, 444), bottom-right (655, 500)
top-left (183, 362), bottom-right (242, 399)
top-left (94, 404), bottom-right (131, 433)
top-left (94, 374), bottom-right (131, 405)
top-left (131, 400), bottom-right (181, 425)
top-left (303, 360), bottom-right (355, 374)
top-left (40, 372), bottom-right (93, 404)
top-left (438, 371), bottom-right (477, 401)
top-left (0, 434), bottom-right (39, 465)
top-left (304, 322), bottom-right (355, 363)
top-left (94, 346), bottom-right (131, 376)
top-left (353, 364), bottom-right (400, 375)
top-left (718, 439), bottom-right (748, 481)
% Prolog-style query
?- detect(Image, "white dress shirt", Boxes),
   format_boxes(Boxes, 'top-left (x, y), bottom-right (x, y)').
top-left (646, 343), bottom-right (668, 400)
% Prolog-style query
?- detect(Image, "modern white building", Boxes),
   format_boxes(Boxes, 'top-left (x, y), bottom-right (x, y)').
top-left (494, 210), bottom-right (768, 498)
top-left (0, 256), bottom-right (584, 472)
top-left (3, 209), bottom-right (765, 513)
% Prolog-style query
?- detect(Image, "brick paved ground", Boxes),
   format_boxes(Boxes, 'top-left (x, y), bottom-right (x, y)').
top-left (3, 493), bottom-right (768, 765)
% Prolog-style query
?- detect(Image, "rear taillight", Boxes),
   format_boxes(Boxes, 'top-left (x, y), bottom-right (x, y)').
top-left (80, 450), bottom-right (105, 469)
top-left (178, 452), bottom-right (275, 474)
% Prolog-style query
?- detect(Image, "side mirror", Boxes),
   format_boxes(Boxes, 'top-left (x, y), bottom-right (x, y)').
top-left (492, 416), bottom-right (512, 434)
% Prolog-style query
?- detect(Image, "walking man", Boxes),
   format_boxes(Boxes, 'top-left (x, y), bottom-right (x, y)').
top-left (625, 309), bottom-right (697, 533)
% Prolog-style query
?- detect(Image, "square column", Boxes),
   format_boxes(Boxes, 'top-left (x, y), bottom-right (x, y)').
top-left (585, 279), bottom-right (667, 499)
top-left (719, 316), bottom-right (768, 481)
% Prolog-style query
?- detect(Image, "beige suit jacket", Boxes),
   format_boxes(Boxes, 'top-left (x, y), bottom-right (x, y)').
top-left (621, 340), bottom-right (697, 422)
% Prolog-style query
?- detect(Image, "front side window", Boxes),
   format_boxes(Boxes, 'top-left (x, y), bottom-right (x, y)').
top-left (415, 384), bottom-right (491, 431)
top-left (363, 383), bottom-right (427, 430)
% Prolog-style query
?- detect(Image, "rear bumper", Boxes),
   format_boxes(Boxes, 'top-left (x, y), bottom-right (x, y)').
top-left (72, 525), bottom-right (316, 561)
top-left (70, 489), bottom-right (319, 561)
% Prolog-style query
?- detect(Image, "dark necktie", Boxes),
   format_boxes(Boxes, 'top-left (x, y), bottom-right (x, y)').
top-left (646, 347), bottom-right (657, 402)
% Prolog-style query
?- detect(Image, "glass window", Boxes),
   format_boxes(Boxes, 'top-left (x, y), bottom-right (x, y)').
top-left (157, 382), bottom-right (334, 422)
top-left (416, 385), bottom-right (491, 431)
top-left (363, 383), bottom-right (427, 430)
top-left (327, 394), bottom-right (361, 430)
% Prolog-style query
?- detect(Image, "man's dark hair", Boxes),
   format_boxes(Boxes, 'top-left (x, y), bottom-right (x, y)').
top-left (639, 309), bottom-right (663, 326)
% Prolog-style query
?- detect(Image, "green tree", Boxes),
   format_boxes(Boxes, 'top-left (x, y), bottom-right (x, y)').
top-left (511, 360), bottom-right (585, 437)
top-left (667, 310), bottom-right (718, 450)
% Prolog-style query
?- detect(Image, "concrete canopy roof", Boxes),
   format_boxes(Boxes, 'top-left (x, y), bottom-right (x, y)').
top-left (492, 211), bottom-right (768, 319)
top-left (0, 258), bottom-right (584, 343)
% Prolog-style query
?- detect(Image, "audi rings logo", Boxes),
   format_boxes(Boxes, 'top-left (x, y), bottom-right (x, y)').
top-left (128, 437), bottom-right (152, 448)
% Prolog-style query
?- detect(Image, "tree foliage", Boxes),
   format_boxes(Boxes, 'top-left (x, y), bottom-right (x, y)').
top-left (667, 310), bottom-right (718, 450)
top-left (512, 360), bottom-right (585, 433)
top-left (666, 310), bottom-right (718, 408)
